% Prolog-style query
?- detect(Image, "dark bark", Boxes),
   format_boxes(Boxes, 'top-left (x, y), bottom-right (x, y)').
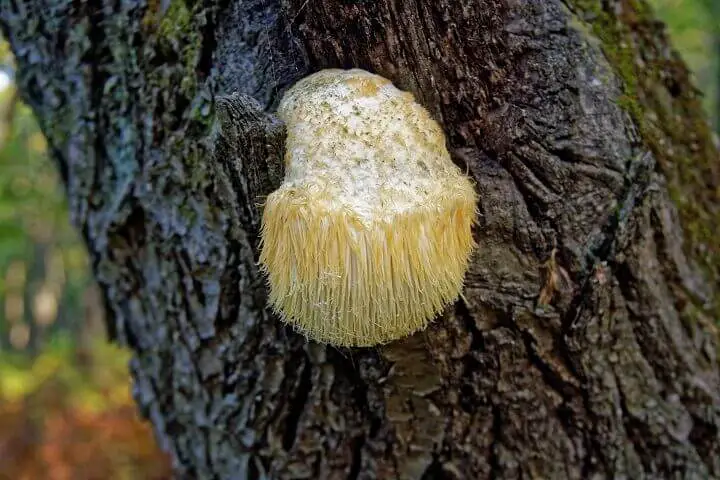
top-left (2, 0), bottom-right (719, 478)
top-left (714, 0), bottom-right (720, 133)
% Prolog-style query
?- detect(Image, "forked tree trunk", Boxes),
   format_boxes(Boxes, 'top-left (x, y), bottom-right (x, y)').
top-left (2, 0), bottom-right (719, 478)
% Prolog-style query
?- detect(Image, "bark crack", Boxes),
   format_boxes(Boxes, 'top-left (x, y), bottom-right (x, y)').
top-left (282, 351), bottom-right (313, 452)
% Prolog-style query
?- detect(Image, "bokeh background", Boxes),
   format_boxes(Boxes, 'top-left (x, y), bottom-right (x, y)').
top-left (0, 1), bottom-right (716, 478)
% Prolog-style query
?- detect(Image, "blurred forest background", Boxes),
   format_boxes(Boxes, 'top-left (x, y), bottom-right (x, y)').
top-left (0, 1), bottom-right (717, 478)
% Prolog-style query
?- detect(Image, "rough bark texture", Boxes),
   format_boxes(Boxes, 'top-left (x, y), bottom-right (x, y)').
top-left (2, 0), bottom-right (719, 478)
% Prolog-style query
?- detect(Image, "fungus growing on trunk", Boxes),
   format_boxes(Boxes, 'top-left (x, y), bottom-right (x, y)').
top-left (259, 69), bottom-right (478, 347)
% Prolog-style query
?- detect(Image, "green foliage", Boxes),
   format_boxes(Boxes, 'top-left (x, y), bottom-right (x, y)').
top-left (0, 83), bottom-right (92, 353)
top-left (650, 0), bottom-right (718, 127)
top-left (0, 38), bottom-right (170, 479)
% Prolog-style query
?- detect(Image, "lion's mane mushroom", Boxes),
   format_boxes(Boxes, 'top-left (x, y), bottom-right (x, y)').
top-left (259, 68), bottom-right (478, 347)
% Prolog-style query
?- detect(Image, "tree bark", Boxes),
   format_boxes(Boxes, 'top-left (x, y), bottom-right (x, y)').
top-left (2, 0), bottom-right (719, 478)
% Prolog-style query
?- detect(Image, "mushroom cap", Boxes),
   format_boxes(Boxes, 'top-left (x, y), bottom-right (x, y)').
top-left (259, 69), bottom-right (477, 347)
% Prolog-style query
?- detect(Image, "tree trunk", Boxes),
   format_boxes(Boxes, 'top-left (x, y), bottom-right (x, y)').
top-left (714, 0), bottom-right (720, 133)
top-left (2, 0), bottom-right (719, 478)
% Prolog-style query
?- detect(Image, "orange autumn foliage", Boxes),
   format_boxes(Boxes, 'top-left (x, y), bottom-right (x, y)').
top-left (0, 350), bottom-right (172, 480)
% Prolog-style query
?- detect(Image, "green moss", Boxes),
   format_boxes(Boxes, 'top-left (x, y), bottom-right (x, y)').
top-left (568, 0), bottom-right (720, 317)
top-left (138, 1), bottom-right (216, 221)
top-left (145, 0), bottom-right (214, 133)
top-left (568, 1), bottom-right (641, 112)
top-left (616, 94), bottom-right (642, 120)
top-left (158, 1), bottom-right (192, 39)
top-left (157, 2), bottom-right (203, 93)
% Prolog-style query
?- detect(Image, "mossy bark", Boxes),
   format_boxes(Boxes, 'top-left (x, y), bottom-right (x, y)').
top-left (1, 0), bottom-right (719, 478)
